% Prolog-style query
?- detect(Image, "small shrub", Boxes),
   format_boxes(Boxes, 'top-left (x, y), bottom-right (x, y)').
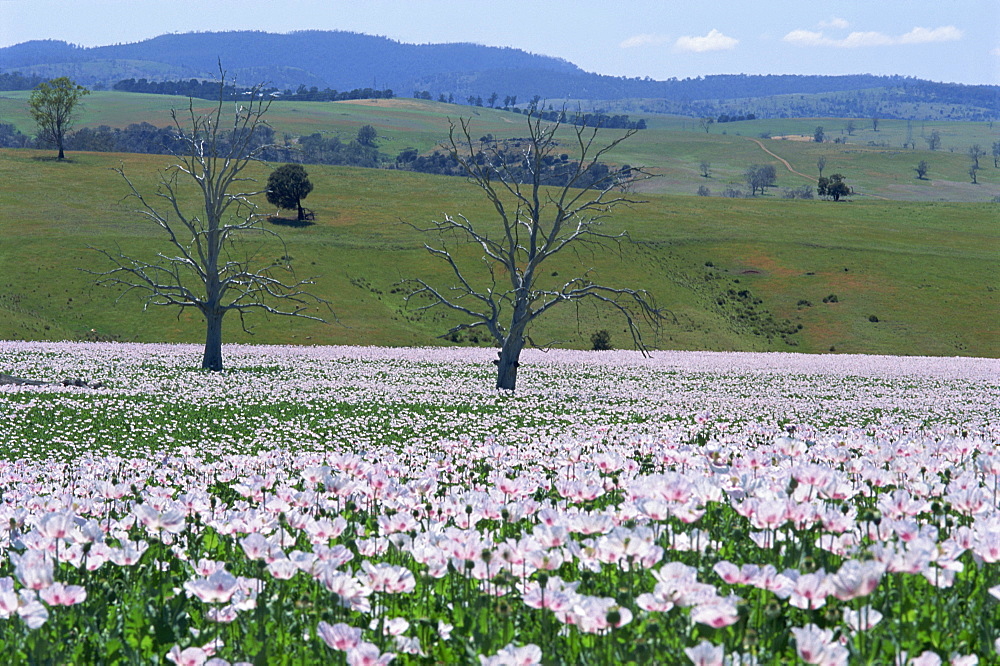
top-left (590, 329), bottom-right (613, 351)
top-left (869, 315), bottom-right (879, 323)
top-left (797, 300), bottom-right (812, 307)
top-left (822, 294), bottom-right (839, 304)
top-left (697, 185), bottom-right (711, 196)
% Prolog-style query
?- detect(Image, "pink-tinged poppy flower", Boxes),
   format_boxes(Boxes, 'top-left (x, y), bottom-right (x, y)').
top-left (690, 601), bottom-right (739, 628)
top-left (239, 533), bottom-right (272, 561)
top-left (437, 621), bottom-right (453, 640)
top-left (950, 655), bottom-right (979, 666)
top-left (109, 540), bottom-right (149, 566)
top-left (842, 606), bottom-right (883, 632)
top-left (787, 571), bottom-right (833, 610)
top-left (0, 578), bottom-right (19, 618)
top-left (38, 582), bottom-right (87, 606)
top-left (345, 641), bottom-right (395, 666)
top-left (684, 640), bottom-right (724, 666)
top-left (13, 550), bottom-right (53, 590)
top-left (791, 624), bottom-right (847, 665)
top-left (16, 590), bottom-right (49, 629)
top-left (909, 652), bottom-right (943, 666)
top-left (166, 645), bottom-right (208, 666)
top-left (134, 503), bottom-right (186, 535)
top-left (183, 570), bottom-right (239, 604)
top-left (830, 559), bottom-right (885, 601)
top-left (360, 561), bottom-right (416, 594)
top-left (478, 642), bottom-right (542, 666)
top-left (37, 511), bottom-right (75, 541)
top-left (317, 621), bottom-right (362, 651)
top-left (265, 558), bottom-right (298, 580)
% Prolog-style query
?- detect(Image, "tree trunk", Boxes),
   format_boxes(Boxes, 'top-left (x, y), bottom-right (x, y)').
top-left (495, 336), bottom-right (524, 391)
top-left (201, 310), bottom-right (224, 371)
top-left (297, 200), bottom-right (304, 221)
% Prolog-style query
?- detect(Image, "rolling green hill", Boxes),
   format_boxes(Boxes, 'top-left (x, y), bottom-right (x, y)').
top-left (0, 144), bottom-right (996, 358)
top-left (2, 93), bottom-right (998, 202)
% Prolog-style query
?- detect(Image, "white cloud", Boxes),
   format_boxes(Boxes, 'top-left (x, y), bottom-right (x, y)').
top-left (674, 29), bottom-right (738, 53)
top-left (783, 25), bottom-right (962, 48)
top-left (619, 33), bottom-right (669, 49)
top-left (819, 17), bottom-right (850, 30)
top-left (898, 26), bottom-right (963, 44)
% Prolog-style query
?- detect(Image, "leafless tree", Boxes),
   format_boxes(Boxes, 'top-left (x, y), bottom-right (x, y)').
top-left (968, 144), bottom-right (985, 170)
top-left (92, 75), bottom-right (327, 371)
top-left (403, 114), bottom-right (665, 390)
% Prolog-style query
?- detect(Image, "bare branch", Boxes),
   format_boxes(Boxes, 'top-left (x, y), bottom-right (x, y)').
top-left (405, 110), bottom-right (665, 390)
top-left (91, 70), bottom-right (329, 371)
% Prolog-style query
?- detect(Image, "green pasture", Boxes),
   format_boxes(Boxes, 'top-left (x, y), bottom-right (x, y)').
top-left (1, 92), bottom-right (997, 201)
top-left (0, 148), bottom-right (996, 357)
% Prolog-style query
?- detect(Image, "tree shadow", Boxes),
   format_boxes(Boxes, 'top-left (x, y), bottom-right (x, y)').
top-left (267, 216), bottom-right (315, 228)
top-left (32, 156), bottom-right (77, 163)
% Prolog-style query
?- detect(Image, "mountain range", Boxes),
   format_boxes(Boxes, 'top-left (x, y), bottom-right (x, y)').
top-left (1, 31), bottom-right (997, 120)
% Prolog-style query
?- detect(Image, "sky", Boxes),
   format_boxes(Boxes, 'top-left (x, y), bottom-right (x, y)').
top-left (1, 0), bottom-right (997, 85)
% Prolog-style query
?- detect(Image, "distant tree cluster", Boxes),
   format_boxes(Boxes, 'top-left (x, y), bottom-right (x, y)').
top-left (525, 109), bottom-right (646, 130)
top-left (113, 78), bottom-right (245, 99)
top-left (64, 122), bottom-right (185, 154)
top-left (0, 123), bottom-right (31, 148)
top-left (0, 72), bottom-right (45, 90)
top-left (715, 113), bottom-right (756, 123)
top-left (397, 137), bottom-right (616, 189)
top-left (285, 132), bottom-right (382, 167)
top-left (111, 78), bottom-right (394, 103)
top-left (284, 86), bottom-right (394, 102)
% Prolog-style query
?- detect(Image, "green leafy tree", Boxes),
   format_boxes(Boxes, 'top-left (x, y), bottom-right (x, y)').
top-left (914, 160), bottom-right (929, 180)
top-left (28, 77), bottom-right (89, 159)
top-left (267, 164), bottom-right (314, 221)
top-left (814, 126), bottom-right (825, 143)
top-left (356, 124), bottom-right (377, 147)
top-left (818, 173), bottom-right (850, 201)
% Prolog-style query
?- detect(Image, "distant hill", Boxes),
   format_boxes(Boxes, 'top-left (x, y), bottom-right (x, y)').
top-left (1, 31), bottom-right (997, 120)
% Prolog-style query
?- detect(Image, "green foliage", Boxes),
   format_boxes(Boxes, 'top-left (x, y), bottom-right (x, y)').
top-left (266, 164), bottom-right (314, 220)
top-left (817, 174), bottom-right (850, 201)
top-left (356, 124), bottom-right (378, 147)
top-left (27, 77), bottom-right (89, 159)
top-left (590, 330), bottom-right (613, 351)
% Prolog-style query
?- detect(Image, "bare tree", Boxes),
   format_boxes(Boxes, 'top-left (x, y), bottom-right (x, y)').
top-left (745, 164), bottom-right (777, 196)
top-left (93, 76), bottom-right (327, 371)
top-left (699, 161), bottom-right (711, 178)
top-left (968, 144), bottom-right (985, 170)
top-left (817, 155), bottom-right (827, 177)
top-left (992, 141), bottom-right (1000, 168)
top-left (403, 114), bottom-right (665, 390)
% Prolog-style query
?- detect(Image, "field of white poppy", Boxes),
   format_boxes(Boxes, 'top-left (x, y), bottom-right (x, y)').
top-left (0, 341), bottom-right (998, 665)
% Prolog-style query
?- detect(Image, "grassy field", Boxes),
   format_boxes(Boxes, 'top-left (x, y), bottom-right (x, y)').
top-left (1, 92), bottom-right (998, 201)
top-left (0, 144), bottom-right (996, 358)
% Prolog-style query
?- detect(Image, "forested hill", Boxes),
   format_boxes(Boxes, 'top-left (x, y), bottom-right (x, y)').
top-left (0, 31), bottom-right (582, 92)
top-left (1, 31), bottom-right (996, 120)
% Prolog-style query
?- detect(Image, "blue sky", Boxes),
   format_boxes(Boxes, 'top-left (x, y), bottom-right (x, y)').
top-left (1, 0), bottom-right (997, 85)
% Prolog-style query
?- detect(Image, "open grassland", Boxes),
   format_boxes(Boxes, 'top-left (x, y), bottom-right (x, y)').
top-left (0, 148), bottom-right (996, 358)
top-left (1, 93), bottom-right (998, 201)
top-left (0, 342), bottom-right (997, 663)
